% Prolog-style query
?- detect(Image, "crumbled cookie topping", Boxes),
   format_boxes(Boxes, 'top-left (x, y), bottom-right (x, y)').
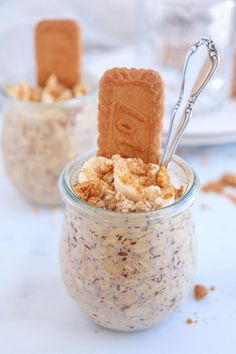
top-left (73, 155), bottom-right (185, 212)
top-left (74, 180), bottom-right (107, 201)
top-left (5, 74), bottom-right (88, 103)
top-left (175, 185), bottom-right (185, 199)
top-left (156, 166), bottom-right (171, 188)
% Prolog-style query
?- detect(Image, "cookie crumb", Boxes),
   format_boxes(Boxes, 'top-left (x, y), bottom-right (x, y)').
top-left (194, 284), bottom-right (209, 300)
top-left (209, 286), bottom-right (215, 292)
top-left (74, 180), bottom-right (105, 201)
top-left (186, 318), bottom-right (193, 324)
top-left (202, 172), bottom-right (236, 205)
top-left (156, 166), bottom-right (172, 188)
top-left (202, 181), bottom-right (224, 193)
top-left (221, 173), bottom-right (236, 188)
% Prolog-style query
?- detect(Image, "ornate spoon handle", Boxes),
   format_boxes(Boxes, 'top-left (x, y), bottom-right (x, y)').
top-left (161, 37), bottom-right (219, 168)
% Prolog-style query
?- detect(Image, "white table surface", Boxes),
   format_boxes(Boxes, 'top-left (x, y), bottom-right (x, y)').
top-left (1, 139), bottom-right (236, 354)
top-left (1, 50), bottom-right (236, 354)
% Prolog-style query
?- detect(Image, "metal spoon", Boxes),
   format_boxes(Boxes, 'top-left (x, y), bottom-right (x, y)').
top-left (161, 37), bottom-right (219, 168)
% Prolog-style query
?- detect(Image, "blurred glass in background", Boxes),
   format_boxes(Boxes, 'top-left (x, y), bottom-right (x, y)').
top-left (140, 0), bottom-right (235, 115)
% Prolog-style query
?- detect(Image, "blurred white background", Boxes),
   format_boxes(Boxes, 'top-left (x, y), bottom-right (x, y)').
top-left (1, 2), bottom-right (236, 354)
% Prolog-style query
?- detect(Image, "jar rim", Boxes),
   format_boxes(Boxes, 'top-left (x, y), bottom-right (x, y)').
top-left (0, 71), bottom-right (97, 108)
top-left (59, 150), bottom-right (200, 223)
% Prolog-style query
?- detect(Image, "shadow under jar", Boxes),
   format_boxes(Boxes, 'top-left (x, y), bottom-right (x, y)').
top-left (59, 151), bottom-right (200, 331)
top-left (1, 79), bottom-right (97, 206)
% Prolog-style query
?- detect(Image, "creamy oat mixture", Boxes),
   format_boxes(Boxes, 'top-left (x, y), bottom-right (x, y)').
top-left (73, 155), bottom-right (185, 212)
top-left (60, 155), bottom-right (196, 331)
top-left (2, 76), bottom-right (97, 205)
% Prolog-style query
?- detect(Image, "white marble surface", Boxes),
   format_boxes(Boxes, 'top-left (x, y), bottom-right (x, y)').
top-left (1, 138), bottom-right (236, 354)
top-left (1, 49), bottom-right (236, 353)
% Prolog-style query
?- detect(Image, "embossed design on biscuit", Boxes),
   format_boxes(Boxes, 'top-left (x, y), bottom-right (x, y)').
top-left (97, 68), bottom-right (164, 163)
top-left (35, 19), bottom-right (81, 88)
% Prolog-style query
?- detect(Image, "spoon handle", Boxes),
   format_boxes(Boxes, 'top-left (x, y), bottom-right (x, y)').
top-left (161, 37), bottom-right (219, 168)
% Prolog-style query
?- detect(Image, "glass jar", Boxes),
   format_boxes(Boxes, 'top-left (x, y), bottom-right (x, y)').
top-left (1, 76), bottom-right (97, 206)
top-left (59, 151), bottom-right (200, 331)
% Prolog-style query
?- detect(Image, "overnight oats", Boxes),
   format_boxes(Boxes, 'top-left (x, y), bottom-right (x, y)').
top-left (1, 74), bottom-right (97, 205)
top-left (59, 151), bottom-right (199, 331)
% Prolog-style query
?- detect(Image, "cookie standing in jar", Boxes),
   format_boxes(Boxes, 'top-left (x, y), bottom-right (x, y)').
top-left (59, 67), bottom-right (200, 331)
top-left (1, 19), bottom-right (97, 205)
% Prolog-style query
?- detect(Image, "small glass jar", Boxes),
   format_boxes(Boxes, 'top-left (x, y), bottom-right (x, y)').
top-left (59, 151), bottom-right (199, 331)
top-left (1, 76), bottom-right (97, 206)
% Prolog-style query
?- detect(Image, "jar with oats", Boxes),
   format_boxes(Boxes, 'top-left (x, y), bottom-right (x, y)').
top-left (59, 150), bottom-right (200, 331)
top-left (1, 74), bottom-right (97, 205)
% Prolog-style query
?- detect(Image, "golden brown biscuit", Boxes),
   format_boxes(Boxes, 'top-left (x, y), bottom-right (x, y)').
top-left (97, 67), bottom-right (164, 164)
top-left (35, 19), bottom-right (81, 88)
